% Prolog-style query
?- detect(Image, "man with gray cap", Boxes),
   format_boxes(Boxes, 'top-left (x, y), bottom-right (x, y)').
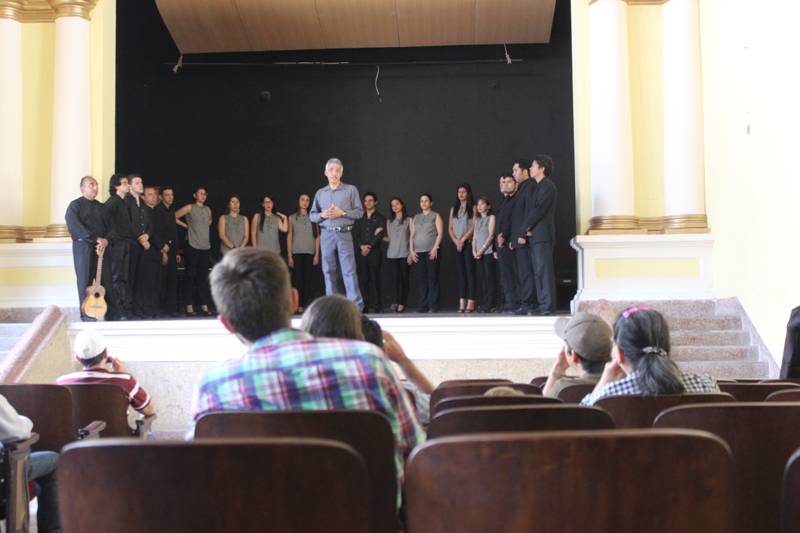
top-left (57, 329), bottom-right (155, 416)
top-left (542, 312), bottom-right (613, 397)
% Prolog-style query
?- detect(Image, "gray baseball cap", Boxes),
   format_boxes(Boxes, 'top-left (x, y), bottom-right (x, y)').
top-left (554, 312), bottom-right (613, 362)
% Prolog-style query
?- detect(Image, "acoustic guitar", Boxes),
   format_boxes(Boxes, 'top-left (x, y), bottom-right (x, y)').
top-left (81, 246), bottom-right (108, 319)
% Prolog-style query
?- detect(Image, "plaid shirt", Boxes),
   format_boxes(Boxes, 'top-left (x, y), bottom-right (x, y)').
top-left (189, 328), bottom-right (425, 487)
top-left (580, 370), bottom-right (720, 406)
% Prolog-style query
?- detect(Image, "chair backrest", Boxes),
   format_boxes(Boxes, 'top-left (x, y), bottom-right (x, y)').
top-left (0, 384), bottom-right (76, 452)
top-left (195, 410), bottom-right (396, 533)
top-left (58, 438), bottom-right (370, 533)
top-left (438, 379), bottom-right (512, 387)
top-left (430, 383), bottom-right (541, 412)
top-left (63, 384), bottom-right (134, 438)
top-left (718, 382), bottom-right (800, 402)
top-left (406, 429), bottom-right (734, 533)
top-left (767, 390), bottom-right (800, 402)
top-left (433, 395), bottom-right (562, 417)
top-left (426, 405), bottom-right (615, 440)
top-left (655, 402), bottom-right (800, 533)
top-left (594, 393), bottom-right (736, 428)
top-left (529, 376), bottom-right (549, 387)
top-left (763, 378), bottom-right (800, 385)
top-left (555, 383), bottom-right (597, 404)
top-left (783, 447), bottom-right (800, 533)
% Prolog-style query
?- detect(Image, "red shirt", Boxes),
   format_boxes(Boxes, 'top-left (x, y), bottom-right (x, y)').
top-left (57, 367), bottom-right (152, 412)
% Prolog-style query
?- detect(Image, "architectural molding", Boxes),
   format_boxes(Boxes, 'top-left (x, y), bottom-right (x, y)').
top-left (0, 1), bottom-right (23, 21)
top-left (44, 0), bottom-right (96, 20)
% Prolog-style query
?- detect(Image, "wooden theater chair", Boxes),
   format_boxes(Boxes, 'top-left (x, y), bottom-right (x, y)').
top-left (766, 389), bottom-right (800, 402)
top-left (195, 410), bottom-right (397, 533)
top-left (717, 382), bottom-right (800, 402)
top-left (594, 392), bottom-right (735, 428)
top-left (0, 433), bottom-right (39, 533)
top-left (555, 383), bottom-right (597, 404)
top-left (430, 383), bottom-right (541, 413)
top-left (64, 383), bottom-right (156, 438)
top-left (57, 438), bottom-right (370, 533)
top-left (406, 430), bottom-right (734, 533)
top-left (433, 394), bottom-right (562, 418)
top-left (782, 447), bottom-right (800, 533)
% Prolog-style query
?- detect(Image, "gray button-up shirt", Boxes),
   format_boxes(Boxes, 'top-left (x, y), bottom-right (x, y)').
top-left (309, 183), bottom-right (364, 230)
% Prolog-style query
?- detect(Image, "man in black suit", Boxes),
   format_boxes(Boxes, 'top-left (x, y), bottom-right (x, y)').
top-left (523, 155), bottom-right (558, 315)
top-left (494, 172), bottom-right (519, 313)
top-left (509, 158), bottom-right (538, 315)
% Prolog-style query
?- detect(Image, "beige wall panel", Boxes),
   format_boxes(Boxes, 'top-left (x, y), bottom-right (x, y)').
top-left (475, 0), bottom-right (556, 44)
top-left (395, 0), bottom-right (475, 48)
top-left (315, 0), bottom-right (399, 49)
top-left (237, 0), bottom-right (325, 51)
top-left (155, 0), bottom-right (250, 53)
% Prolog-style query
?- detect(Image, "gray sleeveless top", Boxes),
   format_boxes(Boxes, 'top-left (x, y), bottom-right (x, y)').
top-left (387, 217), bottom-right (410, 259)
top-left (290, 213), bottom-right (315, 255)
top-left (220, 214), bottom-right (246, 255)
top-left (186, 204), bottom-right (211, 250)
top-left (474, 215), bottom-right (494, 254)
top-left (256, 213), bottom-right (281, 254)
top-left (413, 211), bottom-right (439, 253)
top-left (452, 204), bottom-right (473, 240)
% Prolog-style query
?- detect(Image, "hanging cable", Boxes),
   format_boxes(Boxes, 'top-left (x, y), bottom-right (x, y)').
top-left (375, 65), bottom-right (382, 102)
top-left (503, 44), bottom-right (512, 65)
top-left (172, 54), bottom-right (183, 73)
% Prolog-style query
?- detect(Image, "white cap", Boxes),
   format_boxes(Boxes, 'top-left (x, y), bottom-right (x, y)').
top-left (73, 329), bottom-right (107, 360)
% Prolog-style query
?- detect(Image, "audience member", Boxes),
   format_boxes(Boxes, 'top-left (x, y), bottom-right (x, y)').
top-left (409, 194), bottom-right (443, 313)
top-left (287, 194), bottom-right (319, 314)
top-left (542, 312), bottom-right (612, 397)
top-left (299, 294), bottom-right (364, 340)
top-left (580, 307), bottom-right (719, 405)
top-left (448, 183), bottom-right (477, 313)
top-left (484, 386), bottom-right (525, 397)
top-left (354, 192), bottom-right (386, 313)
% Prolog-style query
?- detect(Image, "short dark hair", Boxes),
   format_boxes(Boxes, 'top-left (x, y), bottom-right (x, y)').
top-left (299, 295), bottom-right (364, 341)
top-left (160, 186), bottom-right (174, 195)
top-left (532, 154), bottom-right (554, 177)
top-left (360, 316), bottom-right (383, 347)
top-left (577, 354), bottom-right (605, 374)
top-left (514, 159), bottom-right (532, 173)
top-left (128, 173), bottom-right (142, 180)
top-left (363, 192), bottom-right (378, 202)
top-left (78, 349), bottom-right (107, 368)
top-left (421, 193), bottom-right (433, 203)
top-left (210, 248), bottom-right (293, 343)
top-left (108, 173), bottom-right (126, 196)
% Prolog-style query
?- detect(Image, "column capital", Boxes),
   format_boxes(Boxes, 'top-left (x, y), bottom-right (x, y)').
top-left (44, 0), bottom-right (97, 20)
top-left (0, 1), bottom-right (24, 22)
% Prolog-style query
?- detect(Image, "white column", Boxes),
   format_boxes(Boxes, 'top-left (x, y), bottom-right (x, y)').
top-left (46, 0), bottom-right (97, 236)
top-left (589, 0), bottom-right (637, 229)
top-left (663, 0), bottom-right (706, 221)
top-left (0, 2), bottom-right (24, 228)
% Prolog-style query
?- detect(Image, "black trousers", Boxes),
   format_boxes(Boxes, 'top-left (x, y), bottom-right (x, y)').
top-left (531, 241), bottom-right (556, 312)
top-left (184, 245), bottom-right (211, 307)
top-left (127, 242), bottom-right (143, 312)
top-left (452, 241), bottom-right (476, 300)
top-left (514, 245), bottom-right (537, 310)
top-left (388, 258), bottom-right (410, 307)
top-left (496, 244), bottom-right (518, 310)
top-left (133, 252), bottom-right (162, 318)
top-left (416, 251), bottom-right (440, 312)
top-left (476, 252), bottom-right (497, 311)
top-left (107, 240), bottom-right (130, 314)
top-left (160, 249), bottom-right (179, 312)
top-left (291, 253), bottom-right (315, 308)
top-left (356, 249), bottom-right (383, 311)
top-left (72, 241), bottom-right (117, 318)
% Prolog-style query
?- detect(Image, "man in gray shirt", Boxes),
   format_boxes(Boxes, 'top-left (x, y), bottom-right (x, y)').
top-left (309, 158), bottom-right (364, 308)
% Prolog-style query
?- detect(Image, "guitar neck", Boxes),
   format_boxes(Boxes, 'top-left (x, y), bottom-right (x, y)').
top-left (95, 249), bottom-right (104, 283)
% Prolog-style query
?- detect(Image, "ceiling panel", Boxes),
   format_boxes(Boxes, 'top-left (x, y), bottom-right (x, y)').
top-left (475, 0), bottom-right (556, 44)
top-left (236, 0), bottom-right (326, 51)
top-left (395, 0), bottom-right (476, 48)
top-left (314, 0), bottom-right (400, 49)
top-left (155, 0), bottom-right (250, 54)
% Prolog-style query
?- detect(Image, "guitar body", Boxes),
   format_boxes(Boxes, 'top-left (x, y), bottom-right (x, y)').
top-left (81, 247), bottom-right (108, 319)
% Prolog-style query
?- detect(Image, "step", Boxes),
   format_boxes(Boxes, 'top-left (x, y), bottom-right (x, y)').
top-left (667, 316), bottom-right (742, 331)
top-left (677, 361), bottom-right (770, 380)
top-left (671, 345), bottom-right (757, 362)
top-left (596, 300), bottom-right (717, 318)
top-left (670, 330), bottom-right (750, 347)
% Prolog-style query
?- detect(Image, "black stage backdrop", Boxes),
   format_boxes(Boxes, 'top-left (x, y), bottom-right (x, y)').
top-left (116, 0), bottom-right (576, 311)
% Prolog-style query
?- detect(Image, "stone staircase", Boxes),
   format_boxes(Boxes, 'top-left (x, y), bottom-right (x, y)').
top-left (0, 324), bottom-right (28, 363)
top-left (582, 300), bottom-right (772, 380)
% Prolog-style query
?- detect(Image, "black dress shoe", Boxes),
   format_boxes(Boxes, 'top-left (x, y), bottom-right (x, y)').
top-left (428, 309), bottom-right (438, 314)
top-left (528, 309), bottom-right (552, 316)
top-left (389, 304), bottom-right (398, 312)
top-left (513, 307), bottom-right (529, 316)
top-left (414, 308), bottom-right (429, 313)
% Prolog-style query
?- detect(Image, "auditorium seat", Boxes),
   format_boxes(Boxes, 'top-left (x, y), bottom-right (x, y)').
top-left (64, 383), bottom-right (156, 438)
top-left (0, 432), bottom-right (39, 533)
top-left (433, 394), bottom-right (562, 418)
top-left (57, 438), bottom-right (370, 533)
top-left (406, 430), bottom-right (734, 533)
top-left (766, 389), bottom-right (800, 402)
top-left (782, 447), bottom-right (800, 533)
top-left (426, 405), bottom-right (614, 440)
top-left (194, 410), bottom-right (397, 533)
top-left (529, 376), bottom-right (549, 387)
top-left (655, 403), bottom-right (800, 533)
top-left (556, 383), bottom-right (597, 404)
top-left (0, 384), bottom-right (105, 452)
top-left (594, 393), bottom-right (736, 428)
top-left (718, 382), bottom-right (800, 402)
top-left (438, 379), bottom-right (512, 387)
top-left (430, 383), bottom-right (541, 413)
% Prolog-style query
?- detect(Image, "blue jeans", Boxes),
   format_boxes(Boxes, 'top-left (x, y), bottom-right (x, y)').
top-left (28, 451), bottom-right (59, 531)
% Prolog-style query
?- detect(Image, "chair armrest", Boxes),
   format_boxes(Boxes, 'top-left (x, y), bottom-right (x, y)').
top-left (134, 413), bottom-right (157, 439)
top-left (0, 432), bottom-right (39, 452)
top-left (77, 420), bottom-right (107, 440)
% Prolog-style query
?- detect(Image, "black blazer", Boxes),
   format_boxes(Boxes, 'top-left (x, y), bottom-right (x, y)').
top-left (522, 177), bottom-right (557, 244)
top-left (509, 179), bottom-right (536, 247)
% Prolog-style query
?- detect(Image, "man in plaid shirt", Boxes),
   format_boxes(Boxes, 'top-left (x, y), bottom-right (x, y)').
top-left (188, 247), bottom-right (424, 490)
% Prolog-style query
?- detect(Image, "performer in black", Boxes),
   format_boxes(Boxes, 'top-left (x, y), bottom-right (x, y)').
top-left (509, 159), bottom-right (539, 315)
top-left (65, 176), bottom-right (118, 322)
top-left (156, 186), bottom-right (180, 316)
top-left (353, 192), bottom-right (386, 313)
top-left (494, 172), bottom-right (519, 313)
top-left (104, 174), bottom-right (132, 320)
top-left (523, 155), bottom-right (558, 315)
top-left (125, 174), bottom-right (150, 317)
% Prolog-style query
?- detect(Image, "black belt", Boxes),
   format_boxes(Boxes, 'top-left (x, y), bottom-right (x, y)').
top-left (323, 225), bottom-right (354, 233)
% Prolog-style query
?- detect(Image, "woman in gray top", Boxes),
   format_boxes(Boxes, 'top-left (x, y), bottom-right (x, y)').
top-left (448, 183), bottom-right (477, 313)
top-left (472, 197), bottom-right (497, 313)
top-left (174, 187), bottom-right (212, 316)
top-left (250, 195), bottom-right (288, 255)
top-left (287, 194), bottom-right (320, 313)
top-left (385, 197), bottom-right (412, 313)
top-left (409, 194), bottom-right (443, 313)
top-left (218, 195), bottom-right (249, 255)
